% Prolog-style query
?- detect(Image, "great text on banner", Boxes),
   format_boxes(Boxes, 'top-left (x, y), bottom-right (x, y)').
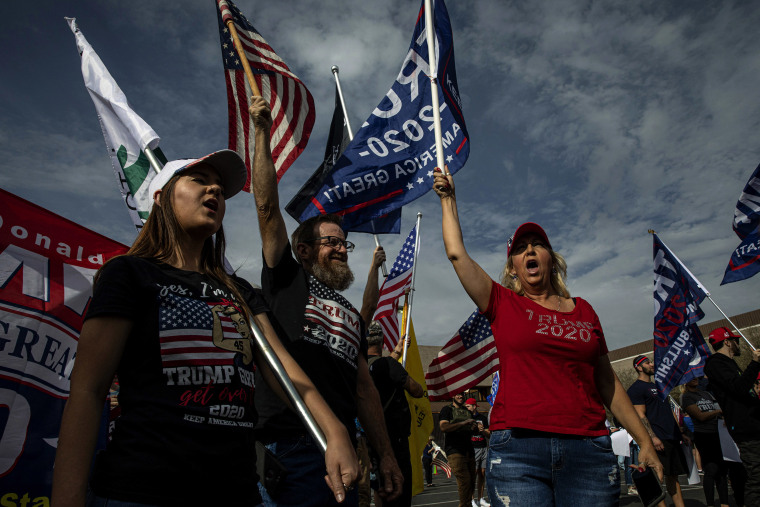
top-left (0, 189), bottom-right (128, 500)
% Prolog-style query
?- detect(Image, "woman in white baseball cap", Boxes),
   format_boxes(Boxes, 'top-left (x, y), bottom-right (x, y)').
top-left (433, 168), bottom-right (660, 506)
top-left (53, 151), bottom-right (358, 506)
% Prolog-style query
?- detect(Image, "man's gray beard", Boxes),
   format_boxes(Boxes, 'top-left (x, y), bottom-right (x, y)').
top-left (310, 258), bottom-right (354, 291)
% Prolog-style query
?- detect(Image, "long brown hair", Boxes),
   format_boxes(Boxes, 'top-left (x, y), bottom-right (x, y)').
top-left (97, 174), bottom-right (252, 322)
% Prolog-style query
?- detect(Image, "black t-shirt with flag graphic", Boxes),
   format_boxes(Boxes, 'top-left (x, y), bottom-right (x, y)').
top-left (86, 256), bottom-right (266, 505)
top-left (256, 243), bottom-right (367, 442)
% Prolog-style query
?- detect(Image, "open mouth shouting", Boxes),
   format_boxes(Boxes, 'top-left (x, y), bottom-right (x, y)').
top-left (525, 259), bottom-right (539, 275)
top-left (203, 198), bottom-right (219, 213)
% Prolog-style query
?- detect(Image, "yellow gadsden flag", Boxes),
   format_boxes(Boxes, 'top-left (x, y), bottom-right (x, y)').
top-left (399, 310), bottom-right (433, 497)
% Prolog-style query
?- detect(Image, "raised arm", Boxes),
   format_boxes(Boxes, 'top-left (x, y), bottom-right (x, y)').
top-left (433, 169), bottom-right (493, 312)
top-left (251, 312), bottom-right (359, 503)
top-left (52, 316), bottom-right (131, 507)
top-left (594, 355), bottom-right (662, 478)
top-left (360, 246), bottom-right (386, 325)
top-left (249, 96), bottom-right (289, 268)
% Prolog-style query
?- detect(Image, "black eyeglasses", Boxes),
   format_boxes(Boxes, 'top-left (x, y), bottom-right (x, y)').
top-left (305, 236), bottom-right (355, 252)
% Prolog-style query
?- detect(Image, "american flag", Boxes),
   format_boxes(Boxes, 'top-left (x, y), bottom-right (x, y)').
top-left (159, 294), bottom-right (239, 366)
top-left (431, 457), bottom-right (451, 478)
top-left (216, 0), bottom-right (315, 186)
top-left (372, 225), bottom-right (418, 350)
top-left (425, 309), bottom-right (499, 401)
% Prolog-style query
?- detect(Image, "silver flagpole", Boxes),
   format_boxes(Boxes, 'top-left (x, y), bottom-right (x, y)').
top-left (331, 65), bottom-right (388, 277)
top-left (144, 146), bottom-right (163, 174)
top-left (246, 320), bottom-right (327, 452)
top-left (423, 0), bottom-right (446, 174)
top-left (401, 212), bottom-right (423, 368)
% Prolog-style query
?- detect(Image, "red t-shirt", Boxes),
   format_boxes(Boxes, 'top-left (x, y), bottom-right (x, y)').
top-left (485, 282), bottom-right (609, 436)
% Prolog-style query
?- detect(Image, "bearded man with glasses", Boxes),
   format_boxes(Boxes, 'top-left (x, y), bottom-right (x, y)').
top-left (248, 96), bottom-right (402, 507)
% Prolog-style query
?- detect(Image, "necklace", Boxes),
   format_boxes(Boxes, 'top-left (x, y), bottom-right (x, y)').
top-left (525, 293), bottom-right (562, 311)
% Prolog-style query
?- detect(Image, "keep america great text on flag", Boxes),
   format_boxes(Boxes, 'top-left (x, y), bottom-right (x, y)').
top-left (291, 0), bottom-right (468, 230)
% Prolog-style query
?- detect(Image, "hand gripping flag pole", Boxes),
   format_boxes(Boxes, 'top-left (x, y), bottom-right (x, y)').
top-left (219, 2), bottom-right (326, 453)
top-left (650, 230), bottom-right (756, 351)
top-left (424, 0), bottom-right (447, 175)
top-left (401, 213), bottom-right (423, 368)
top-left (332, 65), bottom-right (389, 277)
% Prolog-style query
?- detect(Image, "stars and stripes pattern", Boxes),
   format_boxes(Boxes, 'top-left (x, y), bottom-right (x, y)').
top-left (216, 0), bottom-right (315, 187)
top-left (159, 294), bottom-right (237, 367)
top-left (372, 225), bottom-right (418, 350)
top-left (304, 276), bottom-right (362, 357)
top-left (431, 457), bottom-right (452, 478)
top-left (425, 310), bottom-right (499, 401)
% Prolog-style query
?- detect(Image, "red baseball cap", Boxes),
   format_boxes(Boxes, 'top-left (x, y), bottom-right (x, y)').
top-left (708, 326), bottom-right (740, 347)
top-left (507, 222), bottom-right (552, 257)
top-left (465, 398), bottom-right (477, 405)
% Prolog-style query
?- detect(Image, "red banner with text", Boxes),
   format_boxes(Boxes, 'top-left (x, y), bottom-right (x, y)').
top-left (0, 188), bottom-right (127, 503)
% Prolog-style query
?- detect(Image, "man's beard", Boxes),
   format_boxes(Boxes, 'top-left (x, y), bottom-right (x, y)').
top-left (309, 255), bottom-right (354, 291)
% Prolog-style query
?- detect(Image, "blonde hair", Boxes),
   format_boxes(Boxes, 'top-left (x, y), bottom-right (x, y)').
top-left (499, 249), bottom-right (571, 298)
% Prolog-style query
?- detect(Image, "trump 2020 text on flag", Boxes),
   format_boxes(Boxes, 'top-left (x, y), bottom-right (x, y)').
top-left (652, 233), bottom-right (711, 398)
top-left (426, 310), bottom-right (498, 401)
top-left (291, 0), bottom-right (469, 230)
top-left (67, 18), bottom-right (167, 231)
top-left (217, 0), bottom-right (314, 186)
top-left (0, 189), bottom-right (128, 500)
top-left (722, 161), bottom-right (760, 284)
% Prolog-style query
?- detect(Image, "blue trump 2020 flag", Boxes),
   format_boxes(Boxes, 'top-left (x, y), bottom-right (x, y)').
top-left (722, 161), bottom-right (760, 284)
top-left (291, 0), bottom-right (469, 230)
top-left (652, 233), bottom-right (711, 399)
top-left (285, 85), bottom-right (401, 234)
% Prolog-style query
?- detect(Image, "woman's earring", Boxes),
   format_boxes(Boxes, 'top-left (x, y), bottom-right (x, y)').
top-left (551, 267), bottom-right (557, 275)
top-left (511, 274), bottom-right (517, 281)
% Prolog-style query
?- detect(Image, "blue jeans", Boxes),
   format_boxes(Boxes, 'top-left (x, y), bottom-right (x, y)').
top-left (486, 429), bottom-right (619, 507)
top-left (624, 442), bottom-right (639, 486)
top-left (258, 435), bottom-right (359, 507)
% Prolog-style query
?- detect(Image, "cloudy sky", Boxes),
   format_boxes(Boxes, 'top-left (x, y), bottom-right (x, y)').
top-left (2, 0), bottom-right (760, 352)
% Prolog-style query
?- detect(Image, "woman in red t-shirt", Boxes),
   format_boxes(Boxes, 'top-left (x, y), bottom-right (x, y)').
top-left (433, 169), bottom-right (660, 506)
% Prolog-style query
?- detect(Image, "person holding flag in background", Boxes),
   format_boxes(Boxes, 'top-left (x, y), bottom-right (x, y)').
top-left (704, 327), bottom-right (760, 506)
top-left (51, 151), bottom-right (358, 506)
top-left (432, 169), bottom-right (660, 505)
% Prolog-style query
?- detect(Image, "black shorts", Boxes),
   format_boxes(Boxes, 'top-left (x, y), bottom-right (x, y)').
top-left (657, 439), bottom-right (688, 476)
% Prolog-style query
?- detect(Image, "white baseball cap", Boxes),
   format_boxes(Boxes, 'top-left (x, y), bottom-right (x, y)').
top-left (148, 149), bottom-right (247, 200)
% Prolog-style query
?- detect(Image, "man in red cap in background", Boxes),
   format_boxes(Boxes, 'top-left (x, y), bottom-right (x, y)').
top-left (465, 398), bottom-right (490, 507)
top-left (704, 326), bottom-right (760, 506)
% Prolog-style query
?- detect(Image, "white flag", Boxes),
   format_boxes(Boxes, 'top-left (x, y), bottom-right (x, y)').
top-left (66, 17), bottom-right (162, 230)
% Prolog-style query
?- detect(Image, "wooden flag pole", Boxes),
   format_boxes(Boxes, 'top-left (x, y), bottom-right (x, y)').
top-left (225, 19), bottom-right (261, 97)
top-left (333, 65), bottom-right (389, 277)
